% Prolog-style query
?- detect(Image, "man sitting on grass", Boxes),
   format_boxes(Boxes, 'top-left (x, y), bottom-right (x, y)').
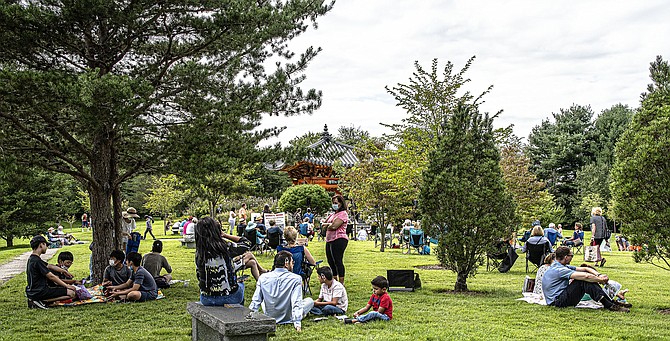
top-left (107, 252), bottom-right (158, 302)
top-left (249, 251), bottom-right (314, 332)
top-left (141, 240), bottom-right (173, 286)
top-left (101, 250), bottom-right (132, 287)
top-left (542, 246), bottom-right (629, 312)
top-left (310, 266), bottom-right (348, 316)
top-left (26, 236), bottom-right (77, 309)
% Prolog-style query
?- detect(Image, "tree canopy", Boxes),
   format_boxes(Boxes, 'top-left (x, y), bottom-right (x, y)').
top-left (611, 56), bottom-right (670, 270)
top-left (421, 101), bottom-right (515, 292)
top-left (0, 0), bottom-right (332, 281)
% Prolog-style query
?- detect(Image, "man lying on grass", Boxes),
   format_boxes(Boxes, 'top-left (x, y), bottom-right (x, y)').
top-left (107, 252), bottom-right (158, 302)
top-left (26, 235), bottom-right (77, 309)
top-left (542, 246), bottom-right (629, 312)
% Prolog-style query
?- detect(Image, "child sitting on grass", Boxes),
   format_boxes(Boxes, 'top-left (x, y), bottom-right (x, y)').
top-left (51, 251), bottom-right (81, 285)
top-left (344, 276), bottom-right (393, 324)
top-left (107, 252), bottom-right (158, 302)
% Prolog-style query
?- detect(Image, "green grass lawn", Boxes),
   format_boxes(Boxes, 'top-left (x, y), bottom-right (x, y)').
top-left (1, 232), bottom-right (670, 340)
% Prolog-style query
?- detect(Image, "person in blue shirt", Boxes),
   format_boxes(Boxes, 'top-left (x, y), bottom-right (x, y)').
top-left (303, 208), bottom-right (315, 224)
top-left (563, 223), bottom-right (584, 247)
top-left (541, 246), bottom-right (629, 312)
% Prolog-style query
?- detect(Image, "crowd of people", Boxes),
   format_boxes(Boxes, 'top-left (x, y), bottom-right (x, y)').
top-left (24, 199), bottom-right (639, 330)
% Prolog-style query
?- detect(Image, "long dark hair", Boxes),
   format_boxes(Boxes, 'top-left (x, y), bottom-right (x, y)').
top-left (195, 217), bottom-right (229, 261)
top-left (333, 194), bottom-right (347, 212)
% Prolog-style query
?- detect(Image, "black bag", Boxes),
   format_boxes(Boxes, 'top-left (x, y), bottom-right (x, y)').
top-left (414, 273), bottom-right (422, 289)
top-left (387, 270), bottom-right (416, 292)
top-left (154, 275), bottom-right (170, 289)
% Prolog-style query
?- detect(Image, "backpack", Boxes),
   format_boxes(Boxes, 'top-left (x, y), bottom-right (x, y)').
top-left (420, 245), bottom-right (430, 255)
top-left (154, 275), bottom-right (170, 289)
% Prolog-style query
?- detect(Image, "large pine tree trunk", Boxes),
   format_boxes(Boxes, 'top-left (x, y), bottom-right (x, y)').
top-left (89, 136), bottom-right (117, 284)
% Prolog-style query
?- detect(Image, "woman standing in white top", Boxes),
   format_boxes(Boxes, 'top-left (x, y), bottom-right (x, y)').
top-left (228, 207), bottom-right (237, 235)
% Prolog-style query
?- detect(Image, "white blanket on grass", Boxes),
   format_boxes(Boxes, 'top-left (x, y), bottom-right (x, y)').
top-left (517, 292), bottom-right (604, 309)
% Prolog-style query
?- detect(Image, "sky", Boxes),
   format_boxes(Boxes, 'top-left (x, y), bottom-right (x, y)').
top-left (259, 0), bottom-right (670, 146)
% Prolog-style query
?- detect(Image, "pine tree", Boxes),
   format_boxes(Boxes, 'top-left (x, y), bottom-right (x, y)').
top-left (420, 102), bottom-right (515, 291)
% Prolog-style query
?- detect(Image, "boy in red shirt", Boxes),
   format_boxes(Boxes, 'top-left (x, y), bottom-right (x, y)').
top-left (345, 276), bottom-right (393, 324)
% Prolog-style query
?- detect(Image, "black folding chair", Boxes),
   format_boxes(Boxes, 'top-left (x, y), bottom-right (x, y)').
top-left (525, 240), bottom-right (551, 273)
top-left (301, 259), bottom-right (323, 296)
top-left (266, 229), bottom-right (282, 257)
top-left (487, 241), bottom-right (509, 271)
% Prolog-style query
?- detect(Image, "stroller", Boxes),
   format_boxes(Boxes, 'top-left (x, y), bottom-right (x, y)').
top-left (126, 231), bottom-right (142, 255)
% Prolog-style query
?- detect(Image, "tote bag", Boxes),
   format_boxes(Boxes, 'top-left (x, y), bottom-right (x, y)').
top-left (584, 245), bottom-right (598, 262)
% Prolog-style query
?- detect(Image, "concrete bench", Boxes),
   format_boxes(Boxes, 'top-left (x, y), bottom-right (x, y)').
top-left (187, 302), bottom-right (276, 341)
top-left (179, 239), bottom-right (196, 249)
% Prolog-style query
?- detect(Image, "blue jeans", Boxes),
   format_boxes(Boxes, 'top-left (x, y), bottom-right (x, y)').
top-left (310, 304), bottom-right (345, 316)
top-left (200, 283), bottom-right (245, 306)
top-left (356, 311), bottom-right (390, 323)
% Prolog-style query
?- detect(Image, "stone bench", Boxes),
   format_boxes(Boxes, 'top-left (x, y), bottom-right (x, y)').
top-left (179, 239), bottom-right (196, 249)
top-left (187, 302), bottom-right (276, 341)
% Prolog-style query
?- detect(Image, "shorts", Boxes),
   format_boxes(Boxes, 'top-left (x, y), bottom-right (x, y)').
top-left (138, 291), bottom-right (158, 302)
top-left (28, 287), bottom-right (68, 301)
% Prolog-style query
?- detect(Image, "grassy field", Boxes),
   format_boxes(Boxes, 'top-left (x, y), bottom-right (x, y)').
top-left (1, 227), bottom-right (670, 340)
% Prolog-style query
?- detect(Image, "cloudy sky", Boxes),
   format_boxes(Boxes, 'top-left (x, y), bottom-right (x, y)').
top-left (260, 0), bottom-right (670, 146)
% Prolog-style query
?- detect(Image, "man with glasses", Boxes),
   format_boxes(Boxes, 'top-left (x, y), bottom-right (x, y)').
top-left (541, 246), bottom-right (630, 312)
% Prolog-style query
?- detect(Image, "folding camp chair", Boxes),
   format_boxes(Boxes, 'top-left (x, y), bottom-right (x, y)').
top-left (525, 240), bottom-right (551, 273)
top-left (369, 225), bottom-right (378, 242)
top-left (487, 241), bottom-right (508, 271)
top-left (266, 229), bottom-right (282, 257)
top-left (408, 229), bottom-right (424, 254)
top-left (301, 259), bottom-right (323, 296)
top-left (244, 228), bottom-right (266, 255)
top-left (400, 228), bottom-right (411, 253)
top-left (545, 230), bottom-right (559, 246)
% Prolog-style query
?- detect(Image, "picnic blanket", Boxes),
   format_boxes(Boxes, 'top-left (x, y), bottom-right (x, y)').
top-left (52, 285), bottom-right (164, 307)
top-left (517, 292), bottom-right (603, 309)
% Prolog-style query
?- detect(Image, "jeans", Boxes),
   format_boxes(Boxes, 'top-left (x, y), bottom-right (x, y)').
top-left (552, 280), bottom-right (613, 308)
top-left (200, 283), bottom-right (245, 306)
top-left (310, 304), bottom-right (345, 316)
top-left (356, 311), bottom-right (390, 323)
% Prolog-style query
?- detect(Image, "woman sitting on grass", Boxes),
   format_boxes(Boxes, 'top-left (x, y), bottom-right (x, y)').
top-left (195, 217), bottom-right (244, 306)
top-left (533, 253), bottom-right (556, 298)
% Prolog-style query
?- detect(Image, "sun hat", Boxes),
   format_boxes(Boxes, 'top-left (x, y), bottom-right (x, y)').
top-left (126, 207), bottom-right (140, 218)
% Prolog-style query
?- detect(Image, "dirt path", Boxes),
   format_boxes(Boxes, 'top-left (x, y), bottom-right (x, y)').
top-left (0, 248), bottom-right (59, 285)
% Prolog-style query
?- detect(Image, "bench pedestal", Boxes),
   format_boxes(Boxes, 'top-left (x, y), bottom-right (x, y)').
top-left (187, 302), bottom-right (275, 341)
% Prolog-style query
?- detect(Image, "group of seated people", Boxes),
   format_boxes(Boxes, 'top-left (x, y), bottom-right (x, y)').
top-left (532, 246), bottom-right (632, 313)
top-left (26, 235), bottom-right (175, 309)
top-left (46, 226), bottom-right (83, 247)
top-left (194, 217), bottom-right (393, 331)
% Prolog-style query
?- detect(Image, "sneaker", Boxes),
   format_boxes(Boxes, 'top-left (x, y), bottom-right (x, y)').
top-left (343, 318), bottom-right (354, 324)
top-left (614, 300), bottom-right (633, 308)
top-left (600, 258), bottom-right (606, 267)
top-left (28, 299), bottom-right (48, 310)
top-left (608, 304), bottom-right (630, 313)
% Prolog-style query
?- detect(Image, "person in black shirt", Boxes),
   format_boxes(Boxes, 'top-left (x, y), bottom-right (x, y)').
top-left (25, 235), bottom-right (77, 309)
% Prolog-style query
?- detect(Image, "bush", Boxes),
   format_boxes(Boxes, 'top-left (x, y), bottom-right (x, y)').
top-left (277, 185), bottom-right (331, 215)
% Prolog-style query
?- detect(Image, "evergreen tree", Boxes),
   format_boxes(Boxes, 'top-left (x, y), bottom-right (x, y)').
top-left (527, 104), bottom-right (594, 221)
top-left (420, 102), bottom-right (515, 291)
top-left (0, 1), bottom-right (332, 281)
top-left (611, 56), bottom-right (670, 270)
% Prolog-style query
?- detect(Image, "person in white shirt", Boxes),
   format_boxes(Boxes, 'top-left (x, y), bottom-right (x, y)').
top-left (249, 251), bottom-right (314, 332)
top-left (121, 207), bottom-right (139, 251)
top-left (310, 266), bottom-right (348, 316)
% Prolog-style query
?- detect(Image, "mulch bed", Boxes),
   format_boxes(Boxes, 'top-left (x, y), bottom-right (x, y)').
top-left (415, 264), bottom-right (448, 270)
top-left (433, 288), bottom-right (487, 296)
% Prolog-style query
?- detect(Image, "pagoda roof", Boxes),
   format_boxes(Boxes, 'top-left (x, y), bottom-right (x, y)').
top-left (267, 125), bottom-right (359, 170)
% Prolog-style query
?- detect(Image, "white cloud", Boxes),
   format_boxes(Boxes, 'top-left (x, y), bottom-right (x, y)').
top-left (260, 0), bottom-right (670, 146)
